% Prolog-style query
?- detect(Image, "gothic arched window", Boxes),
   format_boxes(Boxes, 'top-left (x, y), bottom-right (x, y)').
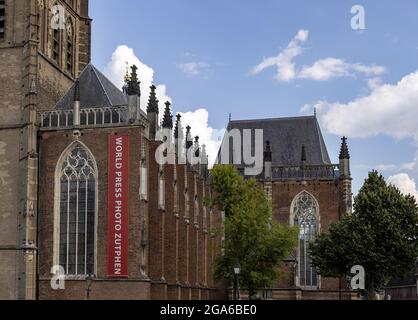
top-left (50, 2), bottom-right (62, 64)
top-left (65, 18), bottom-right (74, 75)
top-left (291, 191), bottom-right (319, 289)
top-left (55, 144), bottom-right (97, 275)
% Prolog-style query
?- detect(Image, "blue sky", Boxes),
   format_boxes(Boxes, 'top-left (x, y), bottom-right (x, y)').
top-left (90, 0), bottom-right (418, 196)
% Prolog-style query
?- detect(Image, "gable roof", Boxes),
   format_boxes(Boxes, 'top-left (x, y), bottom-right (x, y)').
top-left (54, 64), bottom-right (128, 110)
top-left (225, 116), bottom-right (332, 167)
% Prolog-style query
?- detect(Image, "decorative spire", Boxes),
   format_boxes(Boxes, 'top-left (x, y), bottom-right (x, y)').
top-left (147, 85), bottom-right (159, 113)
top-left (301, 144), bottom-right (307, 163)
top-left (185, 125), bottom-right (193, 149)
top-left (194, 136), bottom-right (200, 157)
top-left (127, 65), bottom-right (141, 96)
top-left (339, 137), bottom-right (350, 160)
top-left (124, 61), bottom-right (130, 82)
top-left (174, 114), bottom-right (183, 139)
top-left (229, 113), bottom-right (232, 122)
top-left (314, 107), bottom-right (317, 117)
top-left (162, 101), bottom-right (173, 129)
top-left (73, 80), bottom-right (80, 102)
top-left (122, 62), bottom-right (130, 94)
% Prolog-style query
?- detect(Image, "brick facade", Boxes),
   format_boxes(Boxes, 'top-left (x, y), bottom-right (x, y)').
top-left (37, 125), bottom-right (223, 300)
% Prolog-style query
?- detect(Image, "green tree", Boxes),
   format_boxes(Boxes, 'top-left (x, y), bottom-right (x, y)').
top-left (310, 171), bottom-right (418, 299)
top-left (208, 165), bottom-right (298, 298)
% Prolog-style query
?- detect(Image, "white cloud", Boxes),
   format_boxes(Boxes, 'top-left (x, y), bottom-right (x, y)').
top-left (252, 30), bottom-right (385, 82)
top-left (178, 62), bottom-right (210, 76)
top-left (179, 108), bottom-right (225, 168)
top-left (387, 173), bottom-right (418, 200)
top-left (299, 58), bottom-right (385, 81)
top-left (299, 58), bottom-right (349, 80)
top-left (303, 70), bottom-right (418, 141)
top-left (252, 29), bottom-right (309, 82)
top-left (104, 45), bottom-right (171, 113)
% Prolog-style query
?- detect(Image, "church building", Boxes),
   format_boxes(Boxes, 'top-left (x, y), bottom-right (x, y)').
top-left (0, 0), bottom-right (353, 300)
top-left (223, 117), bottom-right (353, 299)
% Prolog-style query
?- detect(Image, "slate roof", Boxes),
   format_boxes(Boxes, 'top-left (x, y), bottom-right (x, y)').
top-left (224, 116), bottom-right (332, 167)
top-left (54, 63), bottom-right (128, 110)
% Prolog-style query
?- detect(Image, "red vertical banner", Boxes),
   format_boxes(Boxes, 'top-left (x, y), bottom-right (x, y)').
top-left (108, 134), bottom-right (130, 278)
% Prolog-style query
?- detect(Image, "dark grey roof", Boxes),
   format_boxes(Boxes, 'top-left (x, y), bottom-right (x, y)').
top-left (224, 116), bottom-right (332, 167)
top-left (55, 64), bottom-right (128, 110)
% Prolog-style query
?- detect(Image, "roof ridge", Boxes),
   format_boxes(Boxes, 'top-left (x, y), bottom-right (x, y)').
top-left (229, 115), bottom-right (315, 124)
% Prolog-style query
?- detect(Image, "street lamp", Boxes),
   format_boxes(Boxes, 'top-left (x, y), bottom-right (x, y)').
top-left (234, 261), bottom-right (241, 300)
top-left (85, 274), bottom-right (95, 300)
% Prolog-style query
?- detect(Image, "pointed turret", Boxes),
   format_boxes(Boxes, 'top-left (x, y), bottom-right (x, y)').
top-left (339, 137), bottom-right (351, 177)
top-left (162, 101), bottom-right (173, 129)
top-left (185, 126), bottom-right (193, 150)
top-left (122, 62), bottom-right (130, 94)
top-left (126, 65), bottom-right (141, 96)
top-left (338, 136), bottom-right (352, 215)
top-left (174, 114), bottom-right (183, 139)
top-left (126, 65), bottom-right (141, 121)
top-left (147, 84), bottom-right (159, 114)
top-left (194, 136), bottom-right (200, 157)
top-left (147, 85), bottom-right (159, 140)
top-left (339, 137), bottom-right (350, 160)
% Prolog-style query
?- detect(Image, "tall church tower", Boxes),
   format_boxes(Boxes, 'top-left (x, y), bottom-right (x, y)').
top-left (0, 0), bottom-right (91, 300)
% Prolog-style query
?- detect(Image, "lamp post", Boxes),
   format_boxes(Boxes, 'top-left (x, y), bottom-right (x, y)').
top-left (234, 261), bottom-right (241, 300)
top-left (85, 274), bottom-right (95, 300)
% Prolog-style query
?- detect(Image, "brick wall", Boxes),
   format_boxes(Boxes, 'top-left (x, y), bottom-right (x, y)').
top-left (38, 126), bottom-right (222, 300)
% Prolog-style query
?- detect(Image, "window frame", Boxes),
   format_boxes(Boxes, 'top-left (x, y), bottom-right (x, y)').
top-left (290, 191), bottom-right (321, 290)
top-left (53, 141), bottom-right (98, 277)
top-left (65, 18), bottom-right (74, 75)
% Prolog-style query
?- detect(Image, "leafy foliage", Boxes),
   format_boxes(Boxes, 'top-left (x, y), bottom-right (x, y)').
top-left (208, 165), bottom-right (298, 297)
top-left (310, 171), bottom-right (418, 298)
